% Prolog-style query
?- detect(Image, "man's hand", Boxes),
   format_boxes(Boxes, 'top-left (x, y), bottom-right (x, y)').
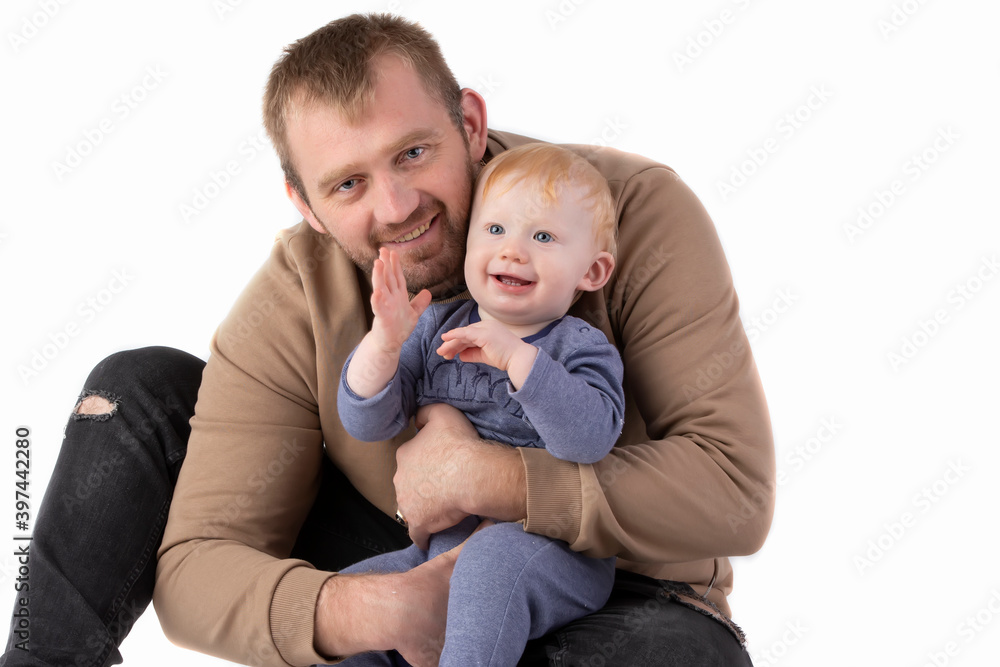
top-left (314, 523), bottom-right (491, 666)
top-left (437, 320), bottom-right (538, 389)
top-left (394, 403), bottom-right (527, 549)
top-left (371, 247), bottom-right (432, 352)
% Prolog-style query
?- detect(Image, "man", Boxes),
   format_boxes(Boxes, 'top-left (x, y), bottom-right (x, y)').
top-left (2, 13), bottom-right (773, 667)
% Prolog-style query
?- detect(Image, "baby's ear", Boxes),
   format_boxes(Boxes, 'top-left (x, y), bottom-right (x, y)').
top-left (577, 252), bottom-right (615, 292)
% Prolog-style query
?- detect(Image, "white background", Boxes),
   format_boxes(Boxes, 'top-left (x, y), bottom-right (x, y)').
top-left (2, 0), bottom-right (999, 665)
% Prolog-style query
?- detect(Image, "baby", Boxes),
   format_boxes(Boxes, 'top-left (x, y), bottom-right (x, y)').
top-left (337, 143), bottom-right (624, 667)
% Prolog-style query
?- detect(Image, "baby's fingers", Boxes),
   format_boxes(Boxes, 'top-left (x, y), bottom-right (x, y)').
top-left (436, 338), bottom-right (470, 360)
top-left (371, 253), bottom-right (388, 296)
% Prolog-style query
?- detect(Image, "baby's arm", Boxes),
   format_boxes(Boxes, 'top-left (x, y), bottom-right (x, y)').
top-left (437, 320), bottom-right (538, 389)
top-left (509, 340), bottom-right (624, 464)
top-left (438, 320), bottom-right (625, 464)
top-left (346, 248), bottom-right (432, 398)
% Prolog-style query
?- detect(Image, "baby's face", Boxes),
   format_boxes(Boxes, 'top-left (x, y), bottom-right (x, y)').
top-left (464, 178), bottom-right (604, 328)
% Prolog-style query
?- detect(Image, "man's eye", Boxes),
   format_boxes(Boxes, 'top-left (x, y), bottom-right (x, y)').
top-left (404, 147), bottom-right (424, 160)
top-left (338, 179), bottom-right (358, 192)
top-left (488, 224), bottom-right (504, 235)
top-left (534, 231), bottom-right (553, 243)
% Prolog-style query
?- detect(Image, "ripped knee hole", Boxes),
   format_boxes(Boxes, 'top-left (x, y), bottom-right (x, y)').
top-left (73, 392), bottom-right (120, 420)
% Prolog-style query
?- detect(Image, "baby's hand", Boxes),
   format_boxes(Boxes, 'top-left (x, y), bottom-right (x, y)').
top-left (438, 320), bottom-right (538, 388)
top-left (370, 248), bottom-right (431, 352)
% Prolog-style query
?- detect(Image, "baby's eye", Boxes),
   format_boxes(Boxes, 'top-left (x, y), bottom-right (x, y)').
top-left (534, 231), bottom-right (553, 243)
top-left (488, 224), bottom-right (504, 235)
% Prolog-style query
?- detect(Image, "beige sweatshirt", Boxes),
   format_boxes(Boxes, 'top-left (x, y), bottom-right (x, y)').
top-left (154, 130), bottom-right (775, 666)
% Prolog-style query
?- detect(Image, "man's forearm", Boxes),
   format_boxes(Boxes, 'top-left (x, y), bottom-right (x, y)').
top-left (458, 437), bottom-right (528, 523)
top-left (314, 574), bottom-right (394, 658)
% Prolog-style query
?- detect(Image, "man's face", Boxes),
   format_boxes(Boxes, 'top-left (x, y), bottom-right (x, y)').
top-left (284, 55), bottom-right (480, 296)
top-left (465, 178), bottom-right (607, 329)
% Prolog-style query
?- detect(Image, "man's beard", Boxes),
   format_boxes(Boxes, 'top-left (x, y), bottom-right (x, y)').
top-left (315, 157), bottom-right (477, 297)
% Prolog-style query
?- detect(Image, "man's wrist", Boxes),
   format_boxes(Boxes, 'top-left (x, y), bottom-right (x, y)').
top-left (314, 573), bottom-right (399, 659)
top-left (459, 439), bottom-right (527, 522)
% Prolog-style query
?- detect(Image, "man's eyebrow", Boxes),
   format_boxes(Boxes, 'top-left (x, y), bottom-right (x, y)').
top-left (315, 128), bottom-right (445, 193)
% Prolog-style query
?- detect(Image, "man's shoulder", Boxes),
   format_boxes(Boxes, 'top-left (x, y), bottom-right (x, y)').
top-left (487, 129), bottom-right (680, 185)
top-left (267, 220), bottom-right (357, 283)
top-left (273, 219), bottom-right (334, 258)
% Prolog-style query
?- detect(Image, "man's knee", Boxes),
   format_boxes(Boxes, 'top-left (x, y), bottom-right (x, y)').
top-left (73, 347), bottom-right (205, 424)
top-left (88, 346), bottom-right (204, 388)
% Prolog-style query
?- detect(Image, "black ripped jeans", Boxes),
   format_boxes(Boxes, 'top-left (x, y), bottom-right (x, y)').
top-left (0, 347), bottom-right (752, 667)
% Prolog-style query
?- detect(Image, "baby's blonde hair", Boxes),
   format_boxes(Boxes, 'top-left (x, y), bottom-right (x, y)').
top-left (478, 144), bottom-right (617, 258)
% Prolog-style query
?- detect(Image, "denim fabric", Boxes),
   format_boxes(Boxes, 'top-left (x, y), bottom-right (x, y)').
top-left (519, 572), bottom-right (753, 667)
top-left (0, 347), bottom-right (751, 667)
top-left (0, 347), bottom-right (203, 667)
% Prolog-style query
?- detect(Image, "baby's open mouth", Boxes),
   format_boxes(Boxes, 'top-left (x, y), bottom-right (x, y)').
top-left (493, 274), bottom-right (533, 287)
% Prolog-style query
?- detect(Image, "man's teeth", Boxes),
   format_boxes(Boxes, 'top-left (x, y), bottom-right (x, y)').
top-left (391, 220), bottom-right (431, 243)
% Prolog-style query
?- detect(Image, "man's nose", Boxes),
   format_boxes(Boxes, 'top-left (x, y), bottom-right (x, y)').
top-left (373, 173), bottom-right (418, 225)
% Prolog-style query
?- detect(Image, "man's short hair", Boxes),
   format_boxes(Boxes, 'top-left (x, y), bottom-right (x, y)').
top-left (263, 13), bottom-right (464, 203)
top-left (479, 143), bottom-right (618, 259)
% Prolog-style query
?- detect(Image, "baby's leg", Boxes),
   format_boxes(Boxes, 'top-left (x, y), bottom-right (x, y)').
top-left (338, 542), bottom-right (424, 575)
top-left (339, 516), bottom-right (479, 574)
top-left (334, 517), bottom-right (483, 666)
top-left (439, 522), bottom-right (616, 667)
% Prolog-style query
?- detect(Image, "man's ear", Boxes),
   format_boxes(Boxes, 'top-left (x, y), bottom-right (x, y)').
top-left (285, 181), bottom-right (327, 234)
top-left (459, 88), bottom-right (489, 163)
top-left (577, 252), bottom-right (615, 292)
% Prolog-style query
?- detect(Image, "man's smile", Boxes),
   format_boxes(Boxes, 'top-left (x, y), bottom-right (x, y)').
top-left (389, 216), bottom-right (434, 244)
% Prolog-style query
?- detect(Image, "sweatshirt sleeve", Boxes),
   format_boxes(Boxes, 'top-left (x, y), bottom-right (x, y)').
top-left (519, 164), bottom-right (776, 564)
top-left (509, 331), bottom-right (624, 464)
top-left (154, 232), bottom-right (337, 667)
